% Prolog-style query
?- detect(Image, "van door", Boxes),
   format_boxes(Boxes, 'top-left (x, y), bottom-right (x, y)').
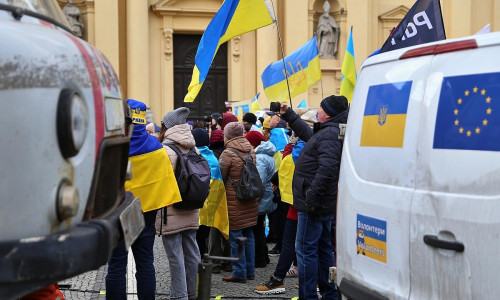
top-left (337, 54), bottom-right (433, 299)
top-left (411, 38), bottom-right (500, 299)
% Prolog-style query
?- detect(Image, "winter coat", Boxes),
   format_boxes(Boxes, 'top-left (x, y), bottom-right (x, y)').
top-left (210, 142), bottom-right (224, 160)
top-left (255, 141), bottom-right (277, 215)
top-left (219, 136), bottom-right (258, 230)
top-left (281, 108), bottom-right (349, 215)
top-left (155, 123), bottom-right (199, 235)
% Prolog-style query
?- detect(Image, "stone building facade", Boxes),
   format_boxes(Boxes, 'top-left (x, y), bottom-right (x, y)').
top-left (58, 0), bottom-right (500, 123)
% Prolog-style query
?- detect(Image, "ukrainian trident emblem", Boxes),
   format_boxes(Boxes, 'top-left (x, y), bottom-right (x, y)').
top-left (378, 105), bottom-right (388, 126)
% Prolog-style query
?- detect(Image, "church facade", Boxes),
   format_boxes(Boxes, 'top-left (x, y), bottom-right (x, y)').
top-left (57, 0), bottom-right (499, 123)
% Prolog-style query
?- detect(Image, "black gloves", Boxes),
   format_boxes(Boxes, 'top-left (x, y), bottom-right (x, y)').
top-left (306, 203), bottom-right (321, 220)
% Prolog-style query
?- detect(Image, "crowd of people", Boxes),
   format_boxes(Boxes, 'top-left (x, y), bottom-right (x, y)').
top-left (104, 95), bottom-right (349, 300)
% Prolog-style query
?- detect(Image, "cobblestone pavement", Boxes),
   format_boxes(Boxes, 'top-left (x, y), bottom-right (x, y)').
top-left (60, 237), bottom-right (300, 299)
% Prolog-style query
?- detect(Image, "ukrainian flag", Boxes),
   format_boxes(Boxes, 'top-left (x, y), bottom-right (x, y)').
top-left (434, 72), bottom-right (500, 151)
top-left (251, 92), bottom-right (262, 113)
top-left (261, 37), bottom-right (321, 102)
top-left (184, 0), bottom-right (275, 102)
top-left (360, 81), bottom-right (412, 148)
top-left (340, 27), bottom-right (356, 103)
top-left (125, 124), bottom-right (182, 212)
top-left (278, 155), bottom-right (294, 205)
top-left (197, 146), bottom-right (229, 239)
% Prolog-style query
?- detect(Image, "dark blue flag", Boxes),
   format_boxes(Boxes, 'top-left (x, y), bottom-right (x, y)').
top-left (380, 0), bottom-right (445, 53)
top-left (433, 72), bottom-right (500, 152)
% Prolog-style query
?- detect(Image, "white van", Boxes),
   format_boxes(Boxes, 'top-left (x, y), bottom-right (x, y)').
top-left (336, 31), bottom-right (500, 300)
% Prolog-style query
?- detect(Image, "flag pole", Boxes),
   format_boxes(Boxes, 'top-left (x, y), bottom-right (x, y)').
top-left (270, 0), bottom-right (293, 109)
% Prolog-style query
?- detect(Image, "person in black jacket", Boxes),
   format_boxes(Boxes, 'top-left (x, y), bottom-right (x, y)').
top-left (277, 95), bottom-right (348, 300)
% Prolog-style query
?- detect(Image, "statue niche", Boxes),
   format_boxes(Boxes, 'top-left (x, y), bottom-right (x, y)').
top-left (62, 0), bottom-right (84, 38)
top-left (316, 1), bottom-right (339, 59)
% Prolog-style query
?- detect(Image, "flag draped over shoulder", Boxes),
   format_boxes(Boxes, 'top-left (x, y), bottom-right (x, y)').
top-left (261, 37), bottom-right (322, 102)
top-left (380, 0), bottom-right (445, 53)
top-left (251, 92), bottom-right (262, 113)
top-left (197, 146), bottom-right (229, 239)
top-left (184, 0), bottom-right (275, 102)
top-left (340, 27), bottom-right (356, 103)
top-left (126, 126), bottom-right (182, 212)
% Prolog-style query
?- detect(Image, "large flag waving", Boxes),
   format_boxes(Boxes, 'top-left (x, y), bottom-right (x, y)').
top-left (184, 0), bottom-right (275, 102)
top-left (261, 37), bottom-right (322, 102)
top-left (380, 0), bottom-right (445, 53)
top-left (340, 27), bottom-right (356, 103)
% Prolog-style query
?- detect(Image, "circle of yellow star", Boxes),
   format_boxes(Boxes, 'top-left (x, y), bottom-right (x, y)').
top-left (475, 127), bottom-right (480, 134)
top-left (457, 98), bottom-right (463, 105)
top-left (473, 87), bottom-right (478, 93)
top-left (487, 108), bottom-right (492, 114)
top-left (459, 127), bottom-right (464, 134)
top-left (481, 89), bottom-right (486, 95)
top-left (454, 119), bottom-right (459, 125)
top-left (486, 97), bottom-right (491, 103)
top-left (483, 119), bottom-right (488, 126)
top-left (465, 90), bottom-right (470, 96)
top-left (454, 109), bottom-right (459, 115)
top-left (467, 130), bottom-right (472, 137)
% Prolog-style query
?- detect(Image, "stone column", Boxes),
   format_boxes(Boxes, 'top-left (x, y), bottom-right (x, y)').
top-left (94, 0), bottom-right (119, 73)
top-left (126, 0), bottom-right (149, 103)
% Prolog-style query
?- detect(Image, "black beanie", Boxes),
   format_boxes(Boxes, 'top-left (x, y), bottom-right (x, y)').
top-left (320, 95), bottom-right (349, 117)
top-left (191, 128), bottom-right (209, 147)
top-left (242, 112), bottom-right (257, 124)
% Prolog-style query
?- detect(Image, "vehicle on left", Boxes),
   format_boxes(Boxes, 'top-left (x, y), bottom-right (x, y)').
top-left (0, 1), bottom-right (143, 298)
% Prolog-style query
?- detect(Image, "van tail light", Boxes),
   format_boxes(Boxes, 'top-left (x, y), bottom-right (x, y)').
top-left (400, 39), bottom-right (478, 59)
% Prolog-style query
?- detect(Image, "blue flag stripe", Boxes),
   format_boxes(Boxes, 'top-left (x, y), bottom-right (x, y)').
top-left (364, 81), bottom-right (412, 116)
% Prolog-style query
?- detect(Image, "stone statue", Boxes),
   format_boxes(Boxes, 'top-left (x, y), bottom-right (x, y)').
top-left (62, 0), bottom-right (84, 38)
top-left (316, 1), bottom-right (340, 58)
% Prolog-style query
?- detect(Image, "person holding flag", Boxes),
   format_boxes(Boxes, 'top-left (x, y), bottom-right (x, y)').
top-left (106, 99), bottom-right (182, 300)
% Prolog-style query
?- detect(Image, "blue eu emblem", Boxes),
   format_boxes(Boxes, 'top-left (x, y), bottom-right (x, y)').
top-left (434, 72), bottom-right (500, 151)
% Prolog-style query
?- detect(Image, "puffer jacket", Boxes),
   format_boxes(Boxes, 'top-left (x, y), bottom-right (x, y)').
top-left (255, 141), bottom-right (277, 215)
top-left (155, 123), bottom-right (199, 235)
top-left (281, 108), bottom-right (349, 215)
top-left (219, 136), bottom-right (258, 231)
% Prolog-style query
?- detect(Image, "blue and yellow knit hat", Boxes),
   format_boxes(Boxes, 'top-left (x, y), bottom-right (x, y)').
top-left (127, 99), bottom-right (147, 125)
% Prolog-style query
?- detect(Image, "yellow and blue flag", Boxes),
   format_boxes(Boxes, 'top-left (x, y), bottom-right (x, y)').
top-left (433, 72), bottom-right (500, 151)
top-left (297, 99), bottom-right (308, 108)
top-left (340, 27), bottom-right (356, 103)
top-left (360, 81), bottom-right (412, 147)
top-left (197, 146), bottom-right (229, 239)
top-left (125, 100), bottom-right (182, 212)
top-left (278, 155), bottom-right (295, 205)
top-left (261, 37), bottom-right (322, 102)
top-left (184, 0), bottom-right (275, 102)
top-left (251, 92), bottom-right (262, 113)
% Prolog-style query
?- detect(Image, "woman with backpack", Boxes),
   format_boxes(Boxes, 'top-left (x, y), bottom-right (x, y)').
top-left (156, 107), bottom-right (201, 300)
top-left (219, 121), bottom-right (259, 283)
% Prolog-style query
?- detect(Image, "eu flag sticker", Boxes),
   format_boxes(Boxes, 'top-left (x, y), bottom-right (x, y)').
top-left (360, 81), bottom-right (412, 147)
top-left (434, 72), bottom-right (500, 151)
top-left (356, 214), bottom-right (387, 263)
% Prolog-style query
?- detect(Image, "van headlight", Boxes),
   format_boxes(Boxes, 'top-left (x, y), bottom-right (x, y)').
top-left (57, 89), bottom-right (88, 158)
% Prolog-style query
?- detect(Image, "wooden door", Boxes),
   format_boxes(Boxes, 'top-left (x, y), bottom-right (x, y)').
top-left (174, 34), bottom-right (228, 121)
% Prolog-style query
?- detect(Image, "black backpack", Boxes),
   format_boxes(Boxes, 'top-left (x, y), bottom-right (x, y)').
top-left (227, 149), bottom-right (264, 201)
top-left (167, 144), bottom-right (211, 209)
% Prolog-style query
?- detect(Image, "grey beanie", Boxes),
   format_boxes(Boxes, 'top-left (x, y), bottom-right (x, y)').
top-left (162, 107), bottom-right (190, 129)
top-left (223, 121), bottom-right (244, 140)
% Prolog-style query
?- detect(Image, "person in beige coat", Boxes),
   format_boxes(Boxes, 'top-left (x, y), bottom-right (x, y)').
top-left (156, 107), bottom-right (200, 300)
top-left (219, 121), bottom-right (258, 283)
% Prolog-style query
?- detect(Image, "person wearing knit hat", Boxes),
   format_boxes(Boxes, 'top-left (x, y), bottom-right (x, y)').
top-left (319, 95), bottom-right (349, 118)
top-left (162, 107), bottom-right (190, 129)
top-left (192, 128), bottom-right (210, 147)
top-left (157, 106), bottom-right (201, 300)
top-left (221, 112), bottom-right (238, 130)
top-left (243, 112), bottom-right (261, 132)
top-left (219, 121), bottom-right (258, 283)
top-left (223, 121), bottom-right (245, 140)
top-left (245, 131), bottom-right (266, 148)
top-left (209, 129), bottom-right (225, 159)
top-left (273, 96), bottom-right (348, 299)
